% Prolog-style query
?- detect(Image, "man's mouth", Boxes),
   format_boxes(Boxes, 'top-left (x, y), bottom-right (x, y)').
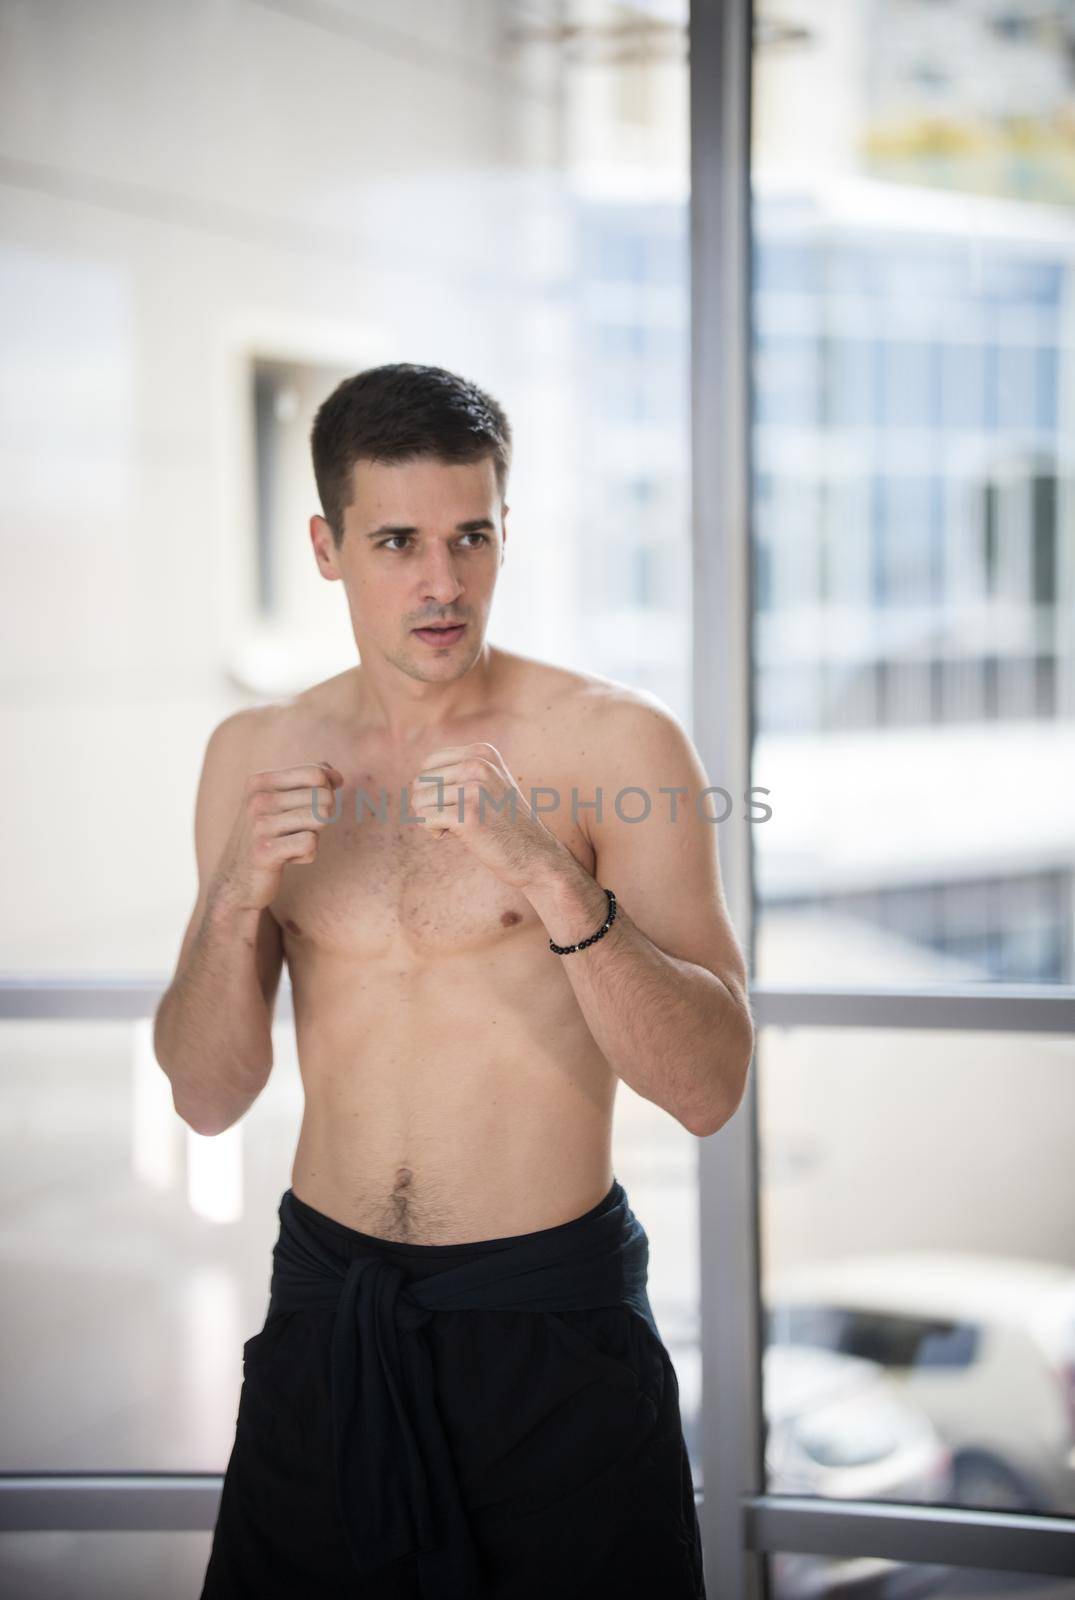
top-left (413, 622), bottom-right (466, 644)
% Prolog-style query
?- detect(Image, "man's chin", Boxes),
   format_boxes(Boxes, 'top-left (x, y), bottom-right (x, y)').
top-left (406, 639), bottom-right (480, 676)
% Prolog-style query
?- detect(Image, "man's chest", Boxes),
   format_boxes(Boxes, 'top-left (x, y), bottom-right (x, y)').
top-left (268, 737), bottom-right (596, 962)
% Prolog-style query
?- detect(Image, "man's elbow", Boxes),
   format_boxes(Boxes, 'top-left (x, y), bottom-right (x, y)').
top-left (169, 1081), bottom-right (254, 1138)
top-left (153, 1005), bottom-right (266, 1136)
top-left (685, 1069), bottom-right (749, 1139)
top-left (174, 1100), bottom-right (232, 1138)
top-left (685, 1009), bottom-right (755, 1138)
top-left (164, 1075), bottom-right (223, 1137)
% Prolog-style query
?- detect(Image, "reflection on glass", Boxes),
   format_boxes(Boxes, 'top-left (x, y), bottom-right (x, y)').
top-left (759, 1025), bottom-right (1075, 1521)
top-left (0, 1019), bottom-right (304, 1472)
top-left (751, 0), bottom-right (1075, 987)
top-left (0, 1018), bottom-right (700, 1489)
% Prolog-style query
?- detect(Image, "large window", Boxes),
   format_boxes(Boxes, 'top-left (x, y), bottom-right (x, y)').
top-left (736, 1), bottom-right (1075, 1595)
top-left (0, 3), bottom-right (693, 1595)
top-left (750, 2), bottom-right (1075, 993)
top-left (4, 0), bottom-right (1073, 1595)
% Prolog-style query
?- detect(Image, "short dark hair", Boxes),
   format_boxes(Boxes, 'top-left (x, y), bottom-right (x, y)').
top-left (310, 362), bottom-right (513, 547)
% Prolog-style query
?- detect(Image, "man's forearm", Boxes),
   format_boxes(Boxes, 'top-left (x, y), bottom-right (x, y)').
top-left (523, 850), bottom-right (753, 1136)
top-left (153, 893), bottom-right (274, 1136)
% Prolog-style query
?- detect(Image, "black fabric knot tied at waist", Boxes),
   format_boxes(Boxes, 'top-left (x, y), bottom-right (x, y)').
top-left (261, 1180), bottom-right (653, 1600)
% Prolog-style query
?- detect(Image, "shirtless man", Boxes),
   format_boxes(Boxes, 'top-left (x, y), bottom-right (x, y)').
top-left (154, 362), bottom-right (753, 1599)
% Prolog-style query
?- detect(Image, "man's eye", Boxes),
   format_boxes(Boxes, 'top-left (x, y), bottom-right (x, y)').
top-left (377, 533), bottom-right (489, 550)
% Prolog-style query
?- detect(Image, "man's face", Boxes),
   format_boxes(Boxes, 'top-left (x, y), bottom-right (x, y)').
top-left (311, 453), bottom-right (506, 685)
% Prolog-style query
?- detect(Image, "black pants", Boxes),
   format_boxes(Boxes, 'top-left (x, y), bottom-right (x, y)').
top-left (200, 1180), bottom-right (706, 1598)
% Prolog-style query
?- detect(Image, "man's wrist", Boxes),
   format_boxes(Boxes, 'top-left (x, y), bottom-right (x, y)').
top-left (522, 845), bottom-right (612, 948)
top-left (206, 882), bottom-right (263, 936)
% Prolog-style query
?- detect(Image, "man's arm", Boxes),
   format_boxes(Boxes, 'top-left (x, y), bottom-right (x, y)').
top-left (153, 710), bottom-right (285, 1136)
top-left (522, 693), bottom-right (754, 1137)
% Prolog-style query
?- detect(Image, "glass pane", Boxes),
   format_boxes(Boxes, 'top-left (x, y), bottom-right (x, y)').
top-left (0, 1533), bottom-right (212, 1600)
top-left (759, 1025), bottom-right (1075, 1519)
top-left (0, 1018), bottom-right (699, 1487)
top-left (614, 1080), bottom-right (702, 1484)
top-left (0, 0), bottom-right (689, 975)
top-left (769, 1554), bottom-right (1075, 1600)
top-left (0, 1019), bottom-right (303, 1472)
top-left (751, 0), bottom-right (1075, 987)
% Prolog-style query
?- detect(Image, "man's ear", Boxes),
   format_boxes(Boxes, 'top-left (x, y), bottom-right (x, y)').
top-left (310, 512), bottom-right (343, 580)
top-left (501, 503), bottom-right (509, 563)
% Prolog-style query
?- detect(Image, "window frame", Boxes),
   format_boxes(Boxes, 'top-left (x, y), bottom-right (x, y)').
top-left (691, 0), bottom-right (1075, 1589)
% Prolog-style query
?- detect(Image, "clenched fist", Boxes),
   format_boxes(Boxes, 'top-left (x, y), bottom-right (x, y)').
top-left (212, 761), bottom-right (345, 914)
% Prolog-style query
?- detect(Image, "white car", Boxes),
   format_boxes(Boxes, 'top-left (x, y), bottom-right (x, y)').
top-left (765, 1251), bottom-right (1075, 1516)
top-left (764, 1342), bottom-right (952, 1599)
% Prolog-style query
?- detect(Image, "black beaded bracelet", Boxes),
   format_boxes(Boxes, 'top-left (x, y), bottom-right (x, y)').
top-left (549, 887), bottom-right (617, 955)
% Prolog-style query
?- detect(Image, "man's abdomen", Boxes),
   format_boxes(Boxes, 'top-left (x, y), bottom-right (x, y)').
top-left (288, 958), bottom-right (618, 1245)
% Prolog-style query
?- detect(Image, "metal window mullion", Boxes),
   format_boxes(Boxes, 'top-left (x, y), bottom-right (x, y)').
top-left (3, 1478), bottom-right (1075, 1580)
top-left (690, 1), bottom-right (764, 1598)
top-left (743, 1496), bottom-right (1075, 1580)
top-left (0, 1475), bottom-right (221, 1534)
top-left (0, 979), bottom-right (296, 1023)
top-left (751, 983), bottom-right (1075, 1033)
top-left (2, 980), bottom-right (1074, 1032)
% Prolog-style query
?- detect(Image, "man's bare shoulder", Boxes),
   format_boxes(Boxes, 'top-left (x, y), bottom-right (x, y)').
top-left (289, 665), bottom-right (361, 716)
top-left (210, 662), bottom-right (361, 750)
top-left (499, 648), bottom-right (675, 735)
top-left (203, 698), bottom-right (304, 783)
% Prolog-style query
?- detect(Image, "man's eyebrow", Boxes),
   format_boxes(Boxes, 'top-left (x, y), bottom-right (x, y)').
top-left (365, 518), bottom-right (496, 540)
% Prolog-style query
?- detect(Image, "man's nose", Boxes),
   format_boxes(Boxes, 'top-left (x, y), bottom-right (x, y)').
top-left (418, 548), bottom-right (464, 603)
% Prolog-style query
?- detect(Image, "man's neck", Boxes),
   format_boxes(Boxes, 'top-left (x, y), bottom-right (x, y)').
top-left (349, 643), bottom-right (508, 747)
